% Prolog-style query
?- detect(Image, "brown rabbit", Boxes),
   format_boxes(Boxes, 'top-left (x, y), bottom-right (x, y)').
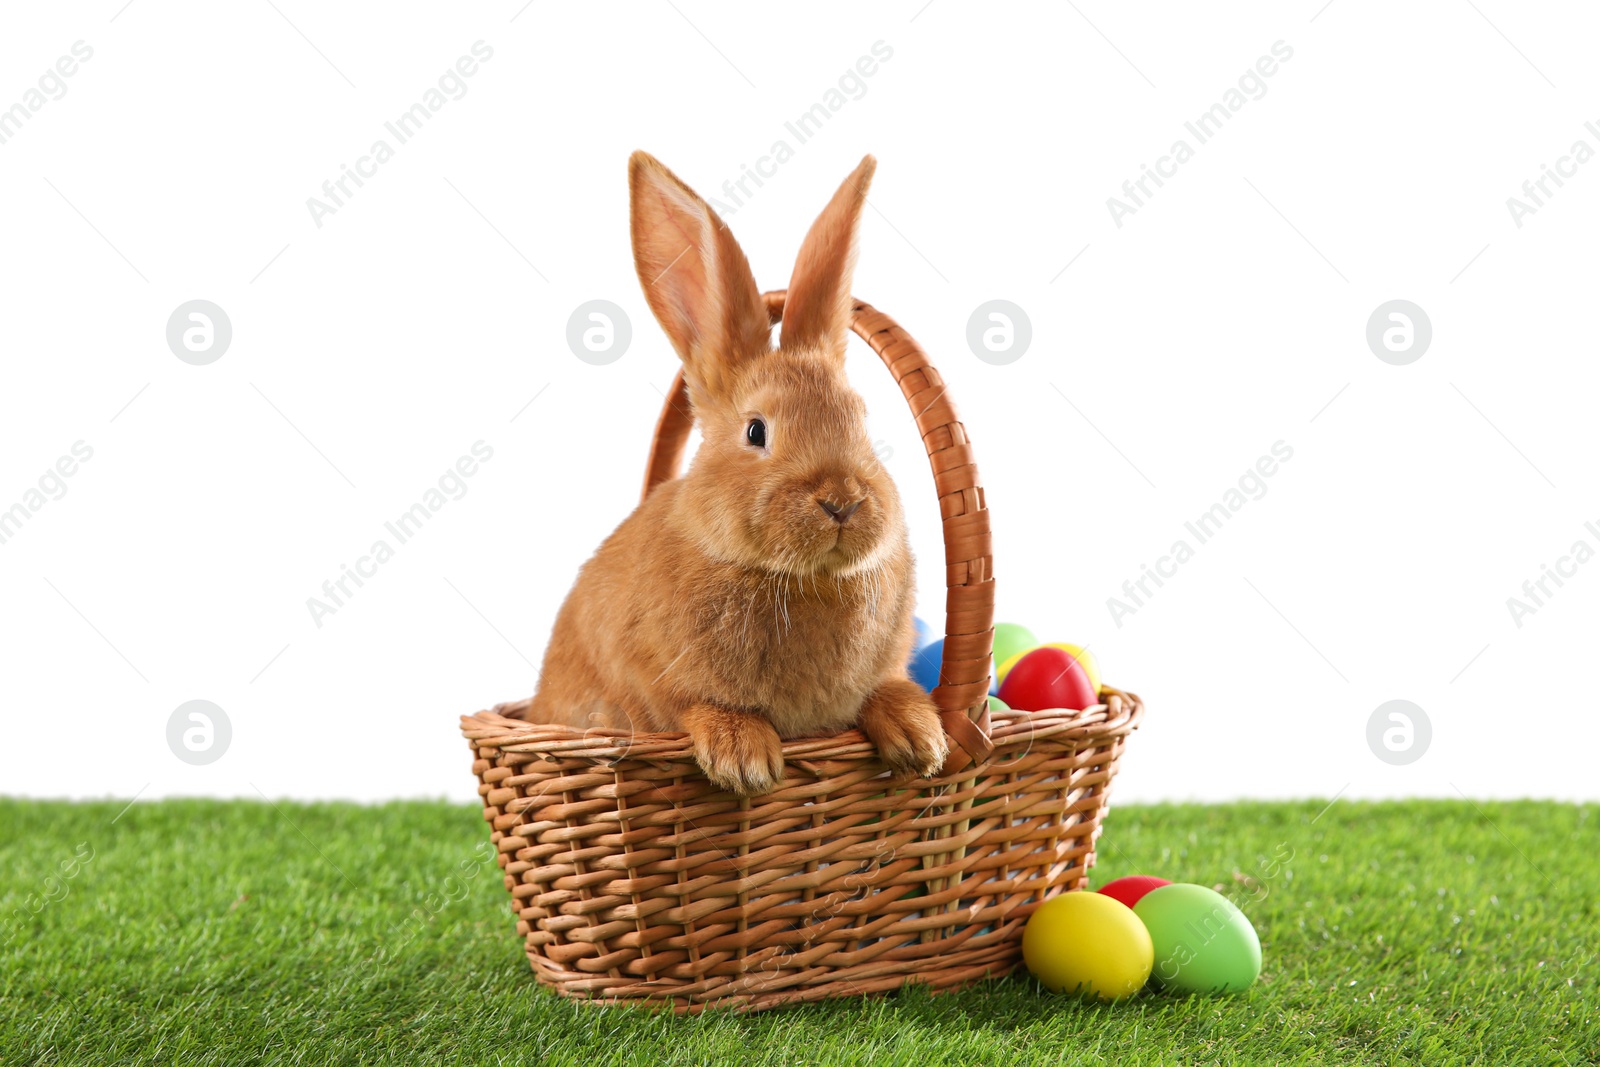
top-left (526, 152), bottom-right (947, 795)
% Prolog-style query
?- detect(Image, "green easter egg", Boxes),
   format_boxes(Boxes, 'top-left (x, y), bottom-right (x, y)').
top-left (987, 695), bottom-right (1011, 713)
top-left (1134, 883), bottom-right (1261, 995)
top-left (991, 623), bottom-right (1039, 675)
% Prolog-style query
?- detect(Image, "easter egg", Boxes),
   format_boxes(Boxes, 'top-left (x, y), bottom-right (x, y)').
top-left (998, 646), bottom-right (1024, 681)
top-left (1048, 643), bottom-right (1102, 694)
top-left (996, 648), bottom-right (1029, 684)
top-left (1022, 891), bottom-right (1153, 1000)
top-left (911, 638), bottom-right (996, 696)
top-left (909, 639), bottom-right (944, 692)
top-left (986, 695), bottom-right (1010, 714)
top-left (1000, 643), bottom-right (1102, 693)
top-left (996, 647), bottom-right (1098, 712)
top-left (1134, 884), bottom-right (1261, 995)
top-left (1097, 875), bottom-right (1171, 910)
top-left (991, 623), bottom-right (1038, 675)
top-left (912, 616), bottom-right (933, 651)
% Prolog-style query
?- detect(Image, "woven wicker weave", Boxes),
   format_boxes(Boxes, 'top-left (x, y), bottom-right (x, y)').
top-left (461, 294), bottom-right (1144, 1012)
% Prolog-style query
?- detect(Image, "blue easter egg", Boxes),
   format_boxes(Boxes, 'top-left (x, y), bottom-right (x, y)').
top-left (913, 615), bottom-right (933, 650)
top-left (910, 639), bottom-right (944, 692)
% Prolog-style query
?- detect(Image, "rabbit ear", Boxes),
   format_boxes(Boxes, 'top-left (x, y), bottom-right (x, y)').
top-left (630, 152), bottom-right (770, 399)
top-left (781, 155), bottom-right (876, 360)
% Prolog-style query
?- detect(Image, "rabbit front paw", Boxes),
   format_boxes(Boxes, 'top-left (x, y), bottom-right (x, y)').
top-left (857, 679), bottom-right (949, 778)
top-left (682, 703), bottom-right (786, 796)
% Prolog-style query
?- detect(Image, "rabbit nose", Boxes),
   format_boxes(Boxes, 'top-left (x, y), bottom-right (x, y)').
top-left (818, 497), bottom-right (863, 524)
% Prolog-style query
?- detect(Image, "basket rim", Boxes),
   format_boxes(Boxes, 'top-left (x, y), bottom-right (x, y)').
top-left (460, 686), bottom-right (1143, 766)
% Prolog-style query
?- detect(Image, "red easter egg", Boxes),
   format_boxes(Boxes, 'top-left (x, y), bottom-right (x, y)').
top-left (1097, 875), bottom-right (1172, 910)
top-left (996, 646), bottom-right (1098, 712)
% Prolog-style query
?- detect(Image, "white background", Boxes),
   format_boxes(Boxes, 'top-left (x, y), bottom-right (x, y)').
top-left (2, 1), bottom-right (1595, 805)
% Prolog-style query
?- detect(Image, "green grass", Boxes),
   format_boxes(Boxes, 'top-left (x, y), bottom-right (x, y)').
top-left (0, 797), bottom-right (1593, 1066)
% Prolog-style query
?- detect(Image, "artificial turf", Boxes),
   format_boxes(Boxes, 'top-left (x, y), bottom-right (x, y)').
top-left (0, 797), bottom-right (1592, 1066)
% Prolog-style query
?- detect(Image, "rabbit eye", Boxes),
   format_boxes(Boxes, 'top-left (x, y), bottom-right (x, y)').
top-left (745, 418), bottom-right (768, 449)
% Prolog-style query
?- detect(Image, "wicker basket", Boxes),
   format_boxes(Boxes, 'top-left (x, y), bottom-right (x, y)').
top-left (461, 293), bottom-right (1145, 1013)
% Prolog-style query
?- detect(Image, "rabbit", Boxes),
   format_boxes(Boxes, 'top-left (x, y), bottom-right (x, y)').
top-left (525, 151), bottom-right (947, 796)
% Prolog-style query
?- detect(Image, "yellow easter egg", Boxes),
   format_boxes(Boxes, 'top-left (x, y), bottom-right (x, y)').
top-left (1022, 891), bottom-right (1153, 1000)
top-left (997, 649), bottom-right (1026, 682)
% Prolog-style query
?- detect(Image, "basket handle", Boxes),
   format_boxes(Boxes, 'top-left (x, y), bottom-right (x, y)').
top-left (641, 291), bottom-right (996, 769)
